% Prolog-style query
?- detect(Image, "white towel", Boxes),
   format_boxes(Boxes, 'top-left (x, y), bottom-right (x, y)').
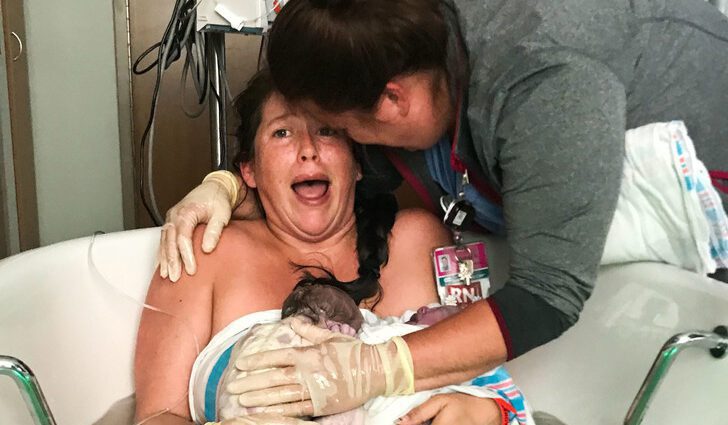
top-left (189, 310), bottom-right (283, 424)
top-left (602, 121), bottom-right (728, 274)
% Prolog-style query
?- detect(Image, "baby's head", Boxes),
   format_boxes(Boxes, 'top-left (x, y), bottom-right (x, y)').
top-left (281, 280), bottom-right (364, 332)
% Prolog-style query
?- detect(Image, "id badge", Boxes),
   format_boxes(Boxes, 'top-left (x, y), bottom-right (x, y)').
top-left (432, 241), bottom-right (490, 305)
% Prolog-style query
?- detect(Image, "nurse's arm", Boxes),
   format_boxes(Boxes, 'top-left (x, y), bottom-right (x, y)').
top-left (408, 58), bottom-right (626, 389)
top-left (404, 300), bottom-right (506, 389)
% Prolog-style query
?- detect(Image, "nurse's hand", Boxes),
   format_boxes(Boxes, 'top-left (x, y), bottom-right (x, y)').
top-left (227, 317), bottom-right (415, 417)
top-left (398, 393), bottom-right (504, 425)
top-left (206, 413), bottom-right (318, 425)
top-left (158, 171), bottom-right (241, 282)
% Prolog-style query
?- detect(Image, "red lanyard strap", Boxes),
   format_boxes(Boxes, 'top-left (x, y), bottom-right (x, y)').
top-left (449, 96), bottom-right (503, 205)
top-left (710, 170), bottom-right (728, 195)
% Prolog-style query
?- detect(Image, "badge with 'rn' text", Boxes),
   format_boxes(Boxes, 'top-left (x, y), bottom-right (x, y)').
top-left (432, 241), bottom-right (490, 305)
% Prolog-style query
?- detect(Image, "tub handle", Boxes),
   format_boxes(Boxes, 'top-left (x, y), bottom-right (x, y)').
top-left (0, 355), bottom-right (57, 425)
top-left (623, 326), bottom-right (728, 425)
top-left (709, 325), bottom-right (727, 358)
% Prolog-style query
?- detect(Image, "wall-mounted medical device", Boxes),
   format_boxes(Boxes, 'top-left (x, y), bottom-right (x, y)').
top-left (196, 0), bottom-right (286, 32)
top-left (137, 0), bottom-right (285, 224)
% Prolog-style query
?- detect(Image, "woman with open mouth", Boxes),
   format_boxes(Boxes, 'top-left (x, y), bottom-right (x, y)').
top-left (134, 70), bottom-right (515, 425)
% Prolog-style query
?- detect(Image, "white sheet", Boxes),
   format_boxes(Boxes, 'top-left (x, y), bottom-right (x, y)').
top-left (601, 121), bottom-right (728, 274)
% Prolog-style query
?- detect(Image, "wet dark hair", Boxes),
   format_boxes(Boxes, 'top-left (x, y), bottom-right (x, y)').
top-left (281, 275), bottom-right (365, 331)
top-left (231, 69), bottom-right (398, 309)
top-left (266, 0), bottom-right (448, 112)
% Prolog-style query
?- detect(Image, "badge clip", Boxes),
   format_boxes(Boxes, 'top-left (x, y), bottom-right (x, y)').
top-left (440, 171), bottom-right (474, 247)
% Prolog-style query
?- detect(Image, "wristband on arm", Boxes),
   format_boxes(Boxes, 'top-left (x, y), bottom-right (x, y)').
top-left (202, 170), bottom-right (240, 207)
top-left (494, 398), bottom-right (516, 425)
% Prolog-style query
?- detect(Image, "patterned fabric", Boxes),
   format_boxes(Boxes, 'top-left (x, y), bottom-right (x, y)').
top-left (669, 122), bottom-right (728, 269)
top-left (471, 366), bottom-right (530, 424)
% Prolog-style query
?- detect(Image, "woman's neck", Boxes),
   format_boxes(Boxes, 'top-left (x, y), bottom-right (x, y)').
top-left (264, 214), bottom-right (359, 275)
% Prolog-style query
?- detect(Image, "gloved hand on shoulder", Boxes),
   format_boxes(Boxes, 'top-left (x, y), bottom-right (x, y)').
top-left (158, 170), bottom-right (240, 282)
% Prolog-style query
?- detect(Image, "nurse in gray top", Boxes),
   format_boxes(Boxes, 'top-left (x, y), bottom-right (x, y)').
top-left (159, 0), bottom-right (728, 418)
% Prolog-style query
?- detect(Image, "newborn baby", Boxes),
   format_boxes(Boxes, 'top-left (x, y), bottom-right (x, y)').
top-left (206, 283), bottom-right (530, 424)
top-left (217, 282), bottom-right (368, 423)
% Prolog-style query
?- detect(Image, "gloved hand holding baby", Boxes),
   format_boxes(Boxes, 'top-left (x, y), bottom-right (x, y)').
top-left (207, 278), bottom-right (467, 425)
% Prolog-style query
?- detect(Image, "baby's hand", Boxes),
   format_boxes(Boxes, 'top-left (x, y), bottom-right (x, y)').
top-left (324, 319), bottom-right (357, 337)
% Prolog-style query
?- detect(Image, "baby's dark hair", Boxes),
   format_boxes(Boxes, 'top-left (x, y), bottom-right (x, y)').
top-left (281, 274), bottom-right (365, 331)
top-left (231, 69), bottom-right (398, 313)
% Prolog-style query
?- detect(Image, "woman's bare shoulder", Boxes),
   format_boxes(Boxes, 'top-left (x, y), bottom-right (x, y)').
top-left (375, 209), bottom-right (451, 315)
top-left (193, 219), bottom-right (268, 256)
top-left (390, 208), bottom-right (451, 248)
top-left (181, 219), bottom-right (270, 287)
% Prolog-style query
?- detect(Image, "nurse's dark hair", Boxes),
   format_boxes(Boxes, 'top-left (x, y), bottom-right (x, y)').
top-left (232, 69), bottom-right (398, 308)
top-left (267, 0), bottom-right (448, 112)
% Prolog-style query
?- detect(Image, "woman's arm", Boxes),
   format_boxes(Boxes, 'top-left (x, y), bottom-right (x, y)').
top-left (135, 227), bottom-right (217, 423)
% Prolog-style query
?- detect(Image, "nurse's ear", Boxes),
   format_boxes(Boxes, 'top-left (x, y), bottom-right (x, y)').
top-left (239, 162), bottom-right (257, 189)
top-left (374, 80), bottom-right (410, 124)
top-left (375, 71), bottom-right (447, 130)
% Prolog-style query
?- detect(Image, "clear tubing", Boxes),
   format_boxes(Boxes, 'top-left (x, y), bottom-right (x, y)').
top-left (87, 233), bottom-right (201, 424)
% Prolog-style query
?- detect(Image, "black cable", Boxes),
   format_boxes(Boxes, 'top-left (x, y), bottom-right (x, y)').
top-left (135, 0), bottom-right (211, 225)
top-left (135, 0), bottom-right (284, 224)
top-left (132, 42), bottom-right (162, 75)
top-left (137, 0), bottom-right (186, 224)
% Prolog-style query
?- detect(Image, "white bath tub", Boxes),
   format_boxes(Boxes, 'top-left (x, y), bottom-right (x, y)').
top-left (0, 229), bottom-right (726, 424)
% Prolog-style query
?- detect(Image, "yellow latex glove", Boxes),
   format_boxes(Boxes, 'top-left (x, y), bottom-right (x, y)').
top-left (228, 317), bottom-right (415, 417)
top-left (205, 413), bottom-right (318, 424)
top-left (158, 171), bottom-right (239, 282)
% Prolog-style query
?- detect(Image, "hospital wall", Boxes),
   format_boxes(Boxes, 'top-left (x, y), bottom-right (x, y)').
top-left (24, 0), bottom-right (124, 245)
